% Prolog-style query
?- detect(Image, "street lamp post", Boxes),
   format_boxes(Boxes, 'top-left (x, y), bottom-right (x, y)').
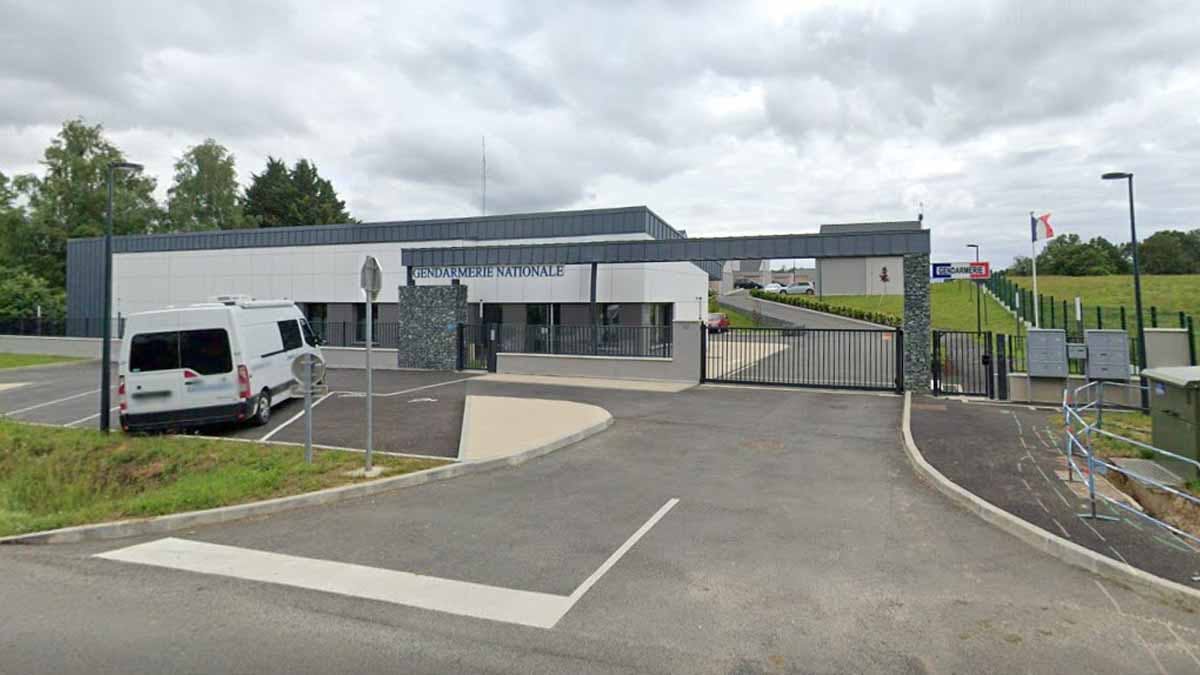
top-left (967, 244), bottom-right (981, 334)
top-left (1102, 171), bottom-right (1148, 411)
top-left (100, 161), bottom-right (143, 432)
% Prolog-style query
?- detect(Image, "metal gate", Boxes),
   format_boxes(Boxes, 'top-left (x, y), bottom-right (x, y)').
top-left (932, 330), bottom-right (994, 397)
top-left (702, 327), bottom-right (903, 392)
top-left (458, 324), bottom-right (497, 372)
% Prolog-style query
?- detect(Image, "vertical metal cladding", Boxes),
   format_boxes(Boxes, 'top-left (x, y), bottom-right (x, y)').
top-left (66, 238), bottom-right (106, 336)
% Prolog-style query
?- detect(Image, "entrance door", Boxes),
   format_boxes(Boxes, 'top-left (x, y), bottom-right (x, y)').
top-left (932, 331), bottom-right (994, 397)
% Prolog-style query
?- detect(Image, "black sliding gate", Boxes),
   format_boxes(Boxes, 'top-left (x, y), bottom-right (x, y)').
top-left (702, 327), bottom-right (904, 392)
top-left (931, 330), bottom-right (994, 397)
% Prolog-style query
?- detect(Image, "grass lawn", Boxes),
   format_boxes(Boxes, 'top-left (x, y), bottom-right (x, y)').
top-left (820, 280), bottom-right (1021, 334)
top-left (709, 295), bottom-right (763, 327)
top-left (0, 420), bottom-right (447, 537)
top-left (1053, 410), bottom-right (1200, 494)
top-left (1008, 274), bottom-right (1200, 327)
top-left (0, 353), bottom-right (85, 369)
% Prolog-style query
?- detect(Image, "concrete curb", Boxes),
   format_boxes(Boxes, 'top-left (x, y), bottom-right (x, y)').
top-left (1, 406), bottom-right (613, 546)
top-left (901, 392), bottom-right (1200, 613)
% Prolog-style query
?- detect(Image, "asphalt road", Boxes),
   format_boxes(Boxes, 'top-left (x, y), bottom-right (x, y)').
top-left (4, 377), bottom-right (1199, 673)
top-left (0, 361), bottom-right (474, 458)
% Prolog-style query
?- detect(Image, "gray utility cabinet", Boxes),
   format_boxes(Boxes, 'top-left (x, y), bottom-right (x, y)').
top-left (1027, 328), bottom-right (1068, 378)
top-left (1085, 329), bottom-right (1130, 380)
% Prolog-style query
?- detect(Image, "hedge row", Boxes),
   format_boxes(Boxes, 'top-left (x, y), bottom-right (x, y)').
top-left (749, 290), bottom-right (903, 328)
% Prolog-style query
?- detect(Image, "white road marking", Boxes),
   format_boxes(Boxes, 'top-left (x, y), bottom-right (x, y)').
top-left (259, 392), bottom-right (335, 441)
top-left (96, 498), bottom-right (680, 629)
top-left (337, 377), bottom-right (475, 398)
top-left (96, 537), bottom-right (571, 629)
top-left (0, 382), bottom-right (30, 393)
top-left (1051, 517), bottom-right (1070, 538)
top-left (1081, 518), bottom-right (1107, 543)
top-left (3, 387), bottom-right (107, 416)
top-left (1010, 411), bottom-right (1023, 435)
top-left (565, 498), bottom-right (679, 607)
top-left (1094, 579), bottom-right (1169, 675)
top-left (1166, 624), bottom-right (1200, 670)
top-left (65, 406), bottom-right (120, 427)
top-left (1108, 545), bottom-right (1128, 564)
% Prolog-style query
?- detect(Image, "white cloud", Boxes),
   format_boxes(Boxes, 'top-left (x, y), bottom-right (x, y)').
top-left (1, 0), bottom-right (1199, 266)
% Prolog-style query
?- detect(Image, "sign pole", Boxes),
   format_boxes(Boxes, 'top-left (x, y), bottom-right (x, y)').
top-left (359, 255), bottom-right (383, 474)
top-left (304, 357), bottom-right (314, 464)
top-left (365, 288), bottom-right (373, 472)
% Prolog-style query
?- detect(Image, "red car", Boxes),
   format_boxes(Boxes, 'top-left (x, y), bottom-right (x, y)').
top-left (706, 312), bottom-right (730, 334)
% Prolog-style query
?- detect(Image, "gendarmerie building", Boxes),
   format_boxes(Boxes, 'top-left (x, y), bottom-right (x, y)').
top-left (66, 206), bottom-right (717, 344)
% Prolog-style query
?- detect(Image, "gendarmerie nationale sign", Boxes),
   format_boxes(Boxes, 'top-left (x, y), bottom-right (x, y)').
top-left (413, 264), bottom-right (567, 280)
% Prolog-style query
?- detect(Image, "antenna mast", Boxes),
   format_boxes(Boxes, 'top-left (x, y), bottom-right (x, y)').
top-left (481, 136), bottom-right (487, 216)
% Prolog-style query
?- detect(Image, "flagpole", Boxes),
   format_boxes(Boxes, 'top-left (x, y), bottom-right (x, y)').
top-left (1030, 211), bottom-right (1040, 328)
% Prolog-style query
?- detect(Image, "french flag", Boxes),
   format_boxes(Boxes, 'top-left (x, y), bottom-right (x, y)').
top-left (1031, 212), bottom-right (1054, 241)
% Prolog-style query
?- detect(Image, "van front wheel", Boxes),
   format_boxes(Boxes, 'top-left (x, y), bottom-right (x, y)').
top-left (253, 389), bottom-right (272, 426)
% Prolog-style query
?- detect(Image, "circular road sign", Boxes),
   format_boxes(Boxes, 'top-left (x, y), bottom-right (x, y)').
top-left (291, 352), bottom-right (326, 388)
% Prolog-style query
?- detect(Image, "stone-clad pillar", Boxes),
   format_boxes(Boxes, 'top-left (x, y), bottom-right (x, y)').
top-left (396, 285), bottom-right (467, 369)
top-left (903, 254), bottom-right (931, 393)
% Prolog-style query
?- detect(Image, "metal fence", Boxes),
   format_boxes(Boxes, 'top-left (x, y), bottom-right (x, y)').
top-left (459, 323), bottom-right (674, 371)
top-left (1063, 380), bottom-right (1200, 550)
top-left (931, 330), bottom-right (993, 397)
top-left (0, 317), bottom-right (125, 338)
top-left (307, 321), bottom-right (401, 348)
top-left (703, 327), bottom-right (902, 392)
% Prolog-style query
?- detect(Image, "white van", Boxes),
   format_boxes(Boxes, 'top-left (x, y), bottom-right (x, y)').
top-left (118, 297), bottom-right (322, 432)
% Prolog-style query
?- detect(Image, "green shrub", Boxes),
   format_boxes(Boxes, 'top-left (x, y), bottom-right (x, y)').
top-left (749, 290), bottom-right (903, 328)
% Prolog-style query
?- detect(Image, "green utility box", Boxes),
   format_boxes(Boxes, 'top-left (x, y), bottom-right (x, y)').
top-left (1143, 366), bottom-right (1200, 480)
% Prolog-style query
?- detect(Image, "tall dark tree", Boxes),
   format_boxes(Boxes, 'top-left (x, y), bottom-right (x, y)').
top-left (12, 119), bottom-right (162, 288)
top-left (1138, 230), bottom-right (1199, 274)
top-left (0, 170), bottom-right (22, 266)
top-left (243, 157), bottom-right (354, 227)
top-left (167, 139), bottom-right (252, 231)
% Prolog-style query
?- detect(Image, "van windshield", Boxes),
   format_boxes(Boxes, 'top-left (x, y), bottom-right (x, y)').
top-left (130, 329), bottom-right (232, 375)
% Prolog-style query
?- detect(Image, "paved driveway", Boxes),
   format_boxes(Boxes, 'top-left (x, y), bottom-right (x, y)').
top-left (0, 361), bottom-right (474, 458)
top-left (3, 380), bottom-right (1200, 673)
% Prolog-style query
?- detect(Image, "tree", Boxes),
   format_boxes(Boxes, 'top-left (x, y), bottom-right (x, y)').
top-left (167, 139), bottom-right (252, 231)
top-left (1087, 236), bottom-right (1130, 275)
top-left (243, 157), bottom-right (354, 227)
top-left (13, 119), bottom-right (162, 288)
top-left (0, 268), bottom-right (66, 321)
top-left (1139, 230), bottom-right (1198, 274)
top-left (0, 170), bottom-right (24, 267)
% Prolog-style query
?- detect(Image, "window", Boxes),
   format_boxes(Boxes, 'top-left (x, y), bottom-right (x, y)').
top-left (180, 329), bottom-right (233, 375)
top-left (130, 329), bottom-right (232, 375)
top-left (277, 320), bottom-right (302, 351)
top-left (354, 303), bottom-right (380, 343)
top-left (303, 303), bottom-right (327, 323)
top-left (130, 331), bottom-right (180, 372)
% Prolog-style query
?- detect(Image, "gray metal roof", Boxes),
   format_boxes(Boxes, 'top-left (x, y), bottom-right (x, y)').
top-left (402, 225), bottom-right (929, 280)
top-left (819, 221), bottom-right (923, 234)
top-left (69, 205), bottom-right (685, 254)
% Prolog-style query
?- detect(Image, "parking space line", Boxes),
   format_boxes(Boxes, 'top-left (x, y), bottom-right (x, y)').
top-left (95, 498), bottom-right (680, 630)
top-left (3, 387), bottom-right (107, 416)
top-left (65, 406), bottom-right (120, 427)
top-left (565, 498), bottom-right (679, 606)
top-left (260, 392), bottom-right (336, 441)
top-left (336, 377), bottom-right (476, 398)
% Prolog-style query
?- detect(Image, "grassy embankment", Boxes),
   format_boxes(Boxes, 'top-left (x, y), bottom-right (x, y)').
top-left (1008, 275), bottom-right (1200, 326)
top-left (768, 280), bottom-right (1020, 333)
top-left (708, 295), bottom-right (763, 328)
top-left (0, 353), bottom-right (85, 369)
top-left (0, 420), bottom-right (446, 537)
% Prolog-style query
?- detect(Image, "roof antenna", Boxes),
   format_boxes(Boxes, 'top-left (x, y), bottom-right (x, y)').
top-left (481, 136), bottom-right (487, 216)
top-left (918, 200), bottom-right (924, 223)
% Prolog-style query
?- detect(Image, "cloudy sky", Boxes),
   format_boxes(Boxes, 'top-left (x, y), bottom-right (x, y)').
top-left (2, 0), bottom-right (1199, 266)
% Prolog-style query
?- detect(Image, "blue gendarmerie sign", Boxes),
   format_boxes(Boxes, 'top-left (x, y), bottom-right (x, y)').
top-left (413, 265), bottom-right (566, 279)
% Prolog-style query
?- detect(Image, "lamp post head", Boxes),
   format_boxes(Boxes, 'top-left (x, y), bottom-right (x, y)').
top-left (1101, 171), bottom-right (1132, 180)
top-left (109, 161), bottom-right (144, 173)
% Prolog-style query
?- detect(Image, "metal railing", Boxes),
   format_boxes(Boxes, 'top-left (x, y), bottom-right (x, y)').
top-left (459, 323), bottom-right (674, 370)
top-left (0, 317), bottom-right (125, 338)
top-left (703, 327), bottom-right (902, 392)
top-left (1062, 380), bottom-right (1200, 549)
